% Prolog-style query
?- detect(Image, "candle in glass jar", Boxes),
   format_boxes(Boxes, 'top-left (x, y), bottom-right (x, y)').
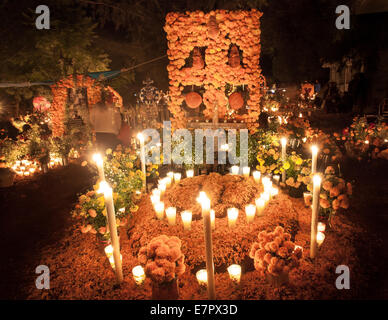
top-left (270, 187), bottom-right (279, 198)
top-left (231, 166), bottom-right (239, 175)
top-left (252, 171), bottom-right (261, 183)
top-left (167, 171), bottom-right (174, 180)
top-left (255, 198), bottom-right (265, 216)
top-left (104, 245), bottom-right (113, 258)
top-left (165, 207), bottom-right (177, 225)
top-left (132, 265), bottom-right (145, 285)
top-left (173, 173), bottom-right (181, 183)
top-left (196, 269), bottom-right (208, 287)
top-left (318, 222), bottom-right (326, 233)
top-left (227, 208), bottom-right (239, 228)
top-left (242, 167), bottom-right (250, 177)
top-left (164, 176), bottom-right (172, 188)
top-left (227, 264), bottom-right (242, 283)
top-left (317, 231), bottom-right (325, 247)
top-left (181, 210), bottom-right (192, 230)
top-left (150, 194), bottom-right (159, 205)
top-left (261, 192), bottom-right (270, 204)
top-left (158, 183), bottom-right (166, 196)
top-left (245, 205), bottom-right (256, 223)
top-left (154, 201), bottom-right (165, 220)
top-left (186, 169), bottom-right (194, 178)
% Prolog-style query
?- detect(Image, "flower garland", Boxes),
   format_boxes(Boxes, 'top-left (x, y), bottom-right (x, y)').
top-left (164, 10), bottom-right (265, 131)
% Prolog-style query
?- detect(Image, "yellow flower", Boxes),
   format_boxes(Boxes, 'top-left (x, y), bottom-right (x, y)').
top-left (106, 148), bottom-right (112, 155)
top-left (79, 195), bottom-right (87, 204)
top-left (283, 162), bottom-right (290, 170)
top-left (270, 164), bottom-right (276, 171)
top-left (273, 153), bottom-right (279, 160)
top-left (102, 208), bottom-right (107, 216)
top-left (295, 158), bottom-right (303, 165)
top-left (97, 196), bottom-right (105, 207)
top-left (130, 205), bottom-right (139, 213)
top-left (126, 162), bottom-right (134, 168)
top-left (268, 149), bottom-right (275, 155)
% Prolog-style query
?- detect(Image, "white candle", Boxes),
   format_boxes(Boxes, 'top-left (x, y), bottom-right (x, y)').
top-left (92, 153), bottom-right (105, 181)
top-left (255, 198), bottom-right (265, 216)
top-left (165, 207), bottom-right (177, 225)
top-left (227, 264), bottom-right (242, 283)
top-left (318, 222), bottom-right (326, 233)
top-left (270, 187), bottom-right (278, 198)
top-left (311, 145), bottom-right (318, 174)
top-left (281, 137), bottom-right (287, 183)
top-left (310, 175), bottom-right (321, 259)
top-left (245, 205), bottom-right (256, 223)
top-left (150, 194), bottom-right (160, 205)
top-left (132, 265), bottom-right (146, 285)
top-left (137, 133), bottom-right (147, 191)
top-left (242, 167), bottom-right (250, 177)
top-left (227, 208), bottom-right (239, 228)
top-left (158, 183), bottom-right (166, 196)
top-left (196, 269), bottom-right (208, 287)
top-left (154, 201), bottom-right (165, 220)
top-left (181, 210), bottom-right (192, 230)
top-left (167, 171), bottom-right (174, 180)
top-left (210, 209), bottom-right (215, 230)
top-left (261, 192), bottom-right (270, 204)
top-left (186, 169), bottom-right (194, 178)
top-left (199, 193), bottom-right (216, 299)
top-left (104, 245), bottom-right (113, 258)
top-left (231, 165), bottom-right (239, 175)
top-left (317, 231), bottom-right (325, 247)
top-left (164, 176), bottom-right (172, 188)
top-left (173, 173), bottom-right (181, 183)
top-left (98, 181), bottom-right (123, 283)
top-left (252, 171), bottom-right (261, 184)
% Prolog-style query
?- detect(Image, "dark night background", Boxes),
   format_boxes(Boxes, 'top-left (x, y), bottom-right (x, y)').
top-left (0, 0), bottom-right (387, 110)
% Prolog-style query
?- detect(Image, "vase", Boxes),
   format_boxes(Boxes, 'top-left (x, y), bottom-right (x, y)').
top-left (152, 278), bottom-right (179, 300)
top-left (266, 272), bottom-right (289, 287)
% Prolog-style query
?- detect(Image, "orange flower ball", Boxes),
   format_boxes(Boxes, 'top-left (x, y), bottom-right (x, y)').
top-left (185, 92), bottom-right (202, 109)
top-left (229, 92), bottom-right (244, 110)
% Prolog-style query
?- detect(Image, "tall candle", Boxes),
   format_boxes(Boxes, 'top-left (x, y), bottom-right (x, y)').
top-left (186, 169), bottom-right (194, 178)
top-left (311, 145), bottom-right (318, 174)
top-left (165, 207), bottom-right (177, 225)
top-left (199, 193), bottom-right (216, 299)
top-left (181, 210), bottom-right (192, 230)
top-left (137, 133), bottom-right (147, 191)
top-left (281, 137), bottom-right (287, 183)
top-left (92, 153), bottom-right (105, 181)
top-left (231, 165), bottom-right (239, 175)
top-left (154, 201), bottom-right (165, 220)
top-left (245, 205), bottom-right (256, 223)
top-left (252, 171), bottom-right (261, 184)
top-left (174, 173), bottom-right (181, 183)
top-left (255, 198), bottom-right (265, 216)
top-left (310, 175), bottom-right (321, 259)
top-left (227, 264), bottom-right (242, 284)
top-left (132, 265), bottom-right (145, 285)
top-left (227, 208), bottom-right (239, 228)
top-left (210, 209), bottom-right (215, 230)
top-left (99, 181), bottom-right (123, 283)
top-left (242, 167), bottom-right (250, 177)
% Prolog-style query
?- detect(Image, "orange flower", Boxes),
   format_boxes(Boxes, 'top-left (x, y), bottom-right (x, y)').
top-left (320, 198), bottom-right (330, 209)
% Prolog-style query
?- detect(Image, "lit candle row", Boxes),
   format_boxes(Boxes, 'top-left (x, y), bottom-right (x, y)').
top-left (196, 264), bottom-right (242, 286)
top-left (11, 160), bottom-right (41, 176)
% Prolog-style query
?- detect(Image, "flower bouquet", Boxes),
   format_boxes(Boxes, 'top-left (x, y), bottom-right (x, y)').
top-left (138, 235), bottom-right (185, 299)
top-left (282, 152), bottom-right (311, 198)
top-left (249, 226), bottom-right (302, 286)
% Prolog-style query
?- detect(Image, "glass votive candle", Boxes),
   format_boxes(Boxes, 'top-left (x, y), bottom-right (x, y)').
top-left (242, 167), bottom-right (250, 177)
top-left (270, 187), bottom-right (279, 198)
top-left (173, 173), bottom-right (181, 183)
top-left (196, 269), bottom-right (208, 287)
top-left (261, 192), bottom-right (270, 203)
top-left (158, 183), bottom-right (166, 196)
top-left (181, 210), bottom-right (192, 230)
top-left (167, 171), bottom-right (174, 179)
top-left (245, 204), bottom-right (256, 223)
top-left (227, 264), bottom-right (242, 284)
top-left (227, 208), bottom-right (239, 228)
top-left (154, 201), bottom-right (165, 220)
top-left (303, 192), bottom-right (312, 208)
top-left (252, 171), bottom-right (261, 183)
top-left (317, 231), bottom-right (325, 247)
top-left (165, 176), bottom-right (172, 187)
top-left (150, 194), bottom-right (160, 205)
top-left (318, 222), bottom-right (326, 233)
top-left (104, 245), bottom-right (113, 258)
top-left (255, 198), bottom-right (265, 216)
top-left (132, 265), bottom-right (145, 285)
top-left (231, 166), bottom-right (239, 175)
top-left (109, 254), bottom-right (122, 270)
top-left (186, 169), bottom-right (194, 178)
top-left (165, 207), bottom-right (176, 225)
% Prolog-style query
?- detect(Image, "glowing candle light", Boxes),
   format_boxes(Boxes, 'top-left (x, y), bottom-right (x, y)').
top-left (303, 192), bottom-right (312, 208)
top-left (137, 133), bottom-right (147, 191)
top-left (227, 208), bottom-right (239, 228)
top-left (210, 209), bottom-right (215, 230)
top-left (252, 171), bottom-right (261, 184)
top-left (150, 194), bottom-right (160, 205)
top-left (104, 245), bottom-right (113, 258)
top-left (93, 153), bottom-right (105, 181)
top-left (245, 205), bottom-right (256, 223)
top-left (154, 201), bottom-right (165, 220)
top-left (227, 264), bottom-right (242, 284)
top-left (317, 232), bottom-right (325, 247)
top-left (132, 265), bottom-right (146, 285)
top-left (98, 181), bottom-right (123, 283)
top-left (164, 176), bottom-right (172, 188)
top-left (186, 169), bottom-right (194, 178)
top-left (270, 187), bottom-right (279, 198)
top-left (281, 137), bottom-right (287, 183)
top-left (167, 171), bottom-right (174, 180)
top-left (158, 183), bottom-right (166, 196)
top-left (310, 175), bottom-right (322, 259)
top-left (165, 207), bottom-right (177, 225)
top-left (198, 192), bottom-right (216, 299)
top-left (261, 192), bottom-right (270, 204)
top-left (255, 198), bottom-right (265, 216)
top-left (242, 167), bottom-right (250, 177)
top-left (173, 173), bottom-right (181, 183)
top-left (231, 165), bottom-right (239, 175)
top-left (196, 269), bottom-right (208, 287)
top-left (181, 210), bottom-right (192, 230)
top-left (318, 222), bottom-right (326, 233)
top-left (311, 145), bottom-right (318, 174)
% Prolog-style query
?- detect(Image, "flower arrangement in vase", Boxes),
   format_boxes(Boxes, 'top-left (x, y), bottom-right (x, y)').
top-left (249, 226), bottom-right (302, 286)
